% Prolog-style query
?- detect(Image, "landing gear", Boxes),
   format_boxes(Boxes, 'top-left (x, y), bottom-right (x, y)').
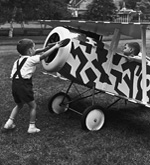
top-left (82, 105), bottom-right (105, 131)
top-left (48, 92), bottom-right (70, 114)
top-left (48, 80), bottom-right (106, 131)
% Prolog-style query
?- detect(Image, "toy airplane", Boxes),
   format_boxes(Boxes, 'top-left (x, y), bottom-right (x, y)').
top-left (40, 20), bottom-right (150, 131)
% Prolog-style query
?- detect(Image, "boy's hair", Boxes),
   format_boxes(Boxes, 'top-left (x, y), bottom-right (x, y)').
top-left (17, 39), bottom-right (34, 55)
top-left (127, 42), bottom-right (141, 55)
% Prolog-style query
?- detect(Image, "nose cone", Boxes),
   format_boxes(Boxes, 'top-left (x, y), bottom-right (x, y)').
top-left (42, 27), bottom-right (72, 72)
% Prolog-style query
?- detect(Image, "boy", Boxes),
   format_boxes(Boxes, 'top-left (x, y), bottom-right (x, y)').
top-left (2, 38), bottom-right (70, 134)
top-left (123, 42), bottom-right (142, 63)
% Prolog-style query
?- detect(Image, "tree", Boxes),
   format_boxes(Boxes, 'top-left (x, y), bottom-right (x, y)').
top-left (0, 0), bottom-right (71, 36)
top-left (124, 0), bottom-right (140, 10)
top-left (0, 0), bottom-right (19, 37)
top-left (0, 0), bottom-right (71, 23)
top-left (36, 0), bottom-right (71, 20)
top-left (83, 0), bottom-right (117, 21)
top-left (136, 0), bottom-right (150, 13)
top-left (124, 0), bottom-right (150, 15)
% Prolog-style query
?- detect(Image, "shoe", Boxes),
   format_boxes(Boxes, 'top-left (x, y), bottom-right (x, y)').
top-left (1, 124), bottom-right (16, 133)
top-left (59, 38), bottom-right (70, 47)
top-left (27, 127), bottom-right (40, 134)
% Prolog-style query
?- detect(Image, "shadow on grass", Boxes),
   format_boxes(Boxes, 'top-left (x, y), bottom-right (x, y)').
top-left (63, 96), bottom-right (150, 138)
top-left (97, 105), bottom-right (150, 148)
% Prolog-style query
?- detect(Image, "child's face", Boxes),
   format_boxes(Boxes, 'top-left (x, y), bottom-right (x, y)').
top-left (123, 44), bottom-right (132, 56)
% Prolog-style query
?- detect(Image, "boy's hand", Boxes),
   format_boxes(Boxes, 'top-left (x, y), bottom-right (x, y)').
top-left (56, 38), bottom-right (70, 48)
top-left (125, 56), bottom-right (132, 61)
top-left (47, 43), bottom-right (55, 48)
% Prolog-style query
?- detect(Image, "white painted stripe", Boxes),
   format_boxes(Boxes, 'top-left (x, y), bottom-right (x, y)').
top-left (128, 99), bottom-right (137, 103)
top-left (145, 104), bottom-right (150, 108)
top-left (133, 22), bottom-right (141, 24)
top-left (121, 22), bottom-right (129, 24)
top-left (104, 21), bottom-right (110, 23)
top-left (59, 20), bottom-right (71, 22)
top-left (78, 21), bottom-right (86, 23)
top-left (105, 92), bottom-right (115, 96)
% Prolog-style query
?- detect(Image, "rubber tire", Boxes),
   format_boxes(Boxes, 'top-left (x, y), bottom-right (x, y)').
top-left (48, 92), bottom-right (71, 114)
top-left (81, 105), bottom-right (105, 131)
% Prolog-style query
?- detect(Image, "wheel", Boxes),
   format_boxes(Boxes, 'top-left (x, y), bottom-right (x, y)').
top-left (48, 92), bottom-right (71, 114)
top-left (81, 105), bottom-right (105, 131)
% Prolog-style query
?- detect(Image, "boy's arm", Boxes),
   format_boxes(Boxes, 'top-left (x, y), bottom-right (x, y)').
top-left (35, 43), bottom-right (55, 54)
top-left (40, 44), bottom-right (59, 61)
top-left (126, 56), bottom-right (148, 64)
top-left (39, 38), bottom-right (70, 61)
top-left (127, 56), bottom-right (141, 63)
top-left (35, 48), bottom-right (46, 54)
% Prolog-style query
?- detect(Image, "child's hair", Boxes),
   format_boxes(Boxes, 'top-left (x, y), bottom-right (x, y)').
top-left (127, 42), bottom-right (141, 55)
top-left (17, 38), bottom-right (34, 55)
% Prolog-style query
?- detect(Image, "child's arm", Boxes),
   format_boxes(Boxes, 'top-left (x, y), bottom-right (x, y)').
top-left (126, 56), bottom-right (142, 63)
top-left (39, 38), bottom-right (70, 61)
top-left (39, 44), bottom-right (59, 61)
top-left (126, 56), bottom-right (148, 64)
top-left (119, 54), bottom-right (142, 63)
top-left (35, 47), bottom-right (47, 54)
top-left (39, 39), bottom-right (69, 61)
top-left (35, 43), bottom-right (55, 54)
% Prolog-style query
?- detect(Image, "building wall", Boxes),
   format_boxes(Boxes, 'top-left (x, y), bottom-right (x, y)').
top-left (113, 0), bottom-right (123, 9)
top-left (78, 0), bottom-right (93, 10)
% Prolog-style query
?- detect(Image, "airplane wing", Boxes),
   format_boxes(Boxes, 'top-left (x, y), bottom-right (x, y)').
top-left (40, 20), bottom-right (150, 39)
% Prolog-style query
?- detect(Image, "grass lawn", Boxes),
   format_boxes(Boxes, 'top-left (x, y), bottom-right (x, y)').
top-left (1, 37), bottom-right (150, 165)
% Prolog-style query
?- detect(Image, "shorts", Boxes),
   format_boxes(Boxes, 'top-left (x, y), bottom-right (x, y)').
top-left (12, 79), bottom-right (34, 104)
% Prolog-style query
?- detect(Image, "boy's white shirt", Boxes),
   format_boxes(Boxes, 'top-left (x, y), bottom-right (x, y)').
top-left (11, 55), bottom-right (41, 79)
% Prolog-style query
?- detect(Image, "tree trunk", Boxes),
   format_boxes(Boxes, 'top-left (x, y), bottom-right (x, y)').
top-left (9, 21), bottom-right (14, 38)
top-left (21, 21), bottom-right (25, 29)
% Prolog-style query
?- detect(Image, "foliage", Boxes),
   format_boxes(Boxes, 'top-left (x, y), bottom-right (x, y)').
top-left (0, 0), bottom-right (15, 24)
top-left (125, 0), bottom-right (150, 15)
top-left (83, 0), bottom-right (117, 21)
top-left (0, 0), bottom-right (71, 24)
top-left (124, 0), bottom-right (140, 10)
top-left (136, 0), bottom-right (150, 13)
top-left (36, 0), bottom-right (71, 20)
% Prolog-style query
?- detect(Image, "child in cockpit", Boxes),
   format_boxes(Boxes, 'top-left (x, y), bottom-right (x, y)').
top-left (123, 42), bottom-right (142, 63)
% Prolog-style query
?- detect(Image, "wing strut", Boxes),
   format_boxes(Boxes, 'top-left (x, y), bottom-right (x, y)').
top-left (103, 28), bottom-right (121, 90)
top-left (141, 25), bottom-right (147, 104)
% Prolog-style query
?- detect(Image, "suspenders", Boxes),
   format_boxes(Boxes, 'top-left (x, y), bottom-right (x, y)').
top-left (12, 58), bottom-right (28, 81)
